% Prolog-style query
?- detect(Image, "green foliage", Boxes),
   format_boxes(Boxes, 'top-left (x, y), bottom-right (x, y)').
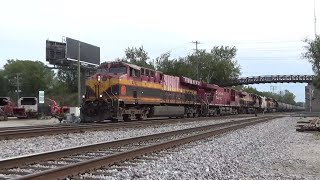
top-left (56, 66), bottom-right (78, 93)
top-left (2, 60), bottom-right (55, 101)
top-left (303, 35), bottom-right (320, 89)
top-left (303, 35), bottom-right (320, 74)
top-left (201, 46), bottom-right (240, 84)
top-left (312, 75), bottom-right (320, 89)
top-left (0, 60), bottom-right (80, 106)
top-left (156, 53), bottom-right (193, 77)
top-left (155, 46), bottom-right (240, 85)
top-left (124, 46), bottom-right (155, 69)
top-left (0, 70), bottom-right (10, 96)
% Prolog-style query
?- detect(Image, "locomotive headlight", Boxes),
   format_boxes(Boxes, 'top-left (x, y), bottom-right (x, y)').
top-left (99, 94), bottom-right (103, 98)
top-left (97, 75), bottom-right (101, 81)
top-left (82, 95), bottom-right (85, 98)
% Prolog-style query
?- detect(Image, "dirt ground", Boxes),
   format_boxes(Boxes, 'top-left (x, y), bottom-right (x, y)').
top-left (290, 132), bottom-right (320, 178)
top-left (273, 117), bottom-right (320, 179)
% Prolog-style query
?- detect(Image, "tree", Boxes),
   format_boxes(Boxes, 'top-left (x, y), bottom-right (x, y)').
top-left (303, 35), bottom-right (320, 88)
top-left (0, 70), bottom-right (10, 96)
top-left (2, 60), bottom-right (55, 100)
top-left (124, 46), bottom-right (155, 69)
top-left (56, 66), bottom-right (78, 93)
top-left (156, 53), bottom-right (193, 77)
top-left (187, 46), bottom-right (240, 84)
top-left (207, 46), bottom-right (240, 84)
top-left (303, 35), bottom-right (320, 74)
top-left (155, 46), bottom-right (240, 85)
top-left (280, 90), bottom-right (296, 105)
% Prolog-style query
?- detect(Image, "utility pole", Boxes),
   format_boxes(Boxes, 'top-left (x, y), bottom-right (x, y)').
top-left (16, 73), bottom-right (20, 101)
top-left (78, 42), bottom-right (81, 107)
top-left (309, 86), bottom-right (314, 112)
top-left (314, 0), bottom-right (317, 38)
top-left (270, 85), bottom-right (277, 94)
top-left (192, 41), bottom-right (201, 81)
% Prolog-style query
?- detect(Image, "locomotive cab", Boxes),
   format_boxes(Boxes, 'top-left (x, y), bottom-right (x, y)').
top-left (81, 62), bottom-right (130, 122)
top-left (81, 62), bottom-right (151, 123)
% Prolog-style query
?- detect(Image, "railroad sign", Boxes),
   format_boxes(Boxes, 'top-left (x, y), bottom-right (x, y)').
top-left (39, 91), bottom-right (45, 104)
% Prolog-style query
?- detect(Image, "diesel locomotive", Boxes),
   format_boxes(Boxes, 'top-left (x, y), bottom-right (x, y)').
top-left (80, 61), bottom-right (303, 123)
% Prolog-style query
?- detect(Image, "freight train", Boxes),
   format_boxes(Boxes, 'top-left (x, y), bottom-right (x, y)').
top-left (81, 61), bottom-right (304, 123)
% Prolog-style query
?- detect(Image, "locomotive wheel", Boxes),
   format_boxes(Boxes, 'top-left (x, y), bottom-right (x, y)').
top-left (135, 114), bottom-right (143, 121)
top-left (80, 115), bottom-right (89, 123)
top-left (123, 114), bottom-right (131, 122)
top-left (111, 118), bottom-right (118, 123)
top-left (187, 113), bottom-right (191, 118)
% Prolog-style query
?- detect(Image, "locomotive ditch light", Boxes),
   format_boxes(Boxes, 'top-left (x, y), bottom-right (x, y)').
top-left (82, 95), bottom-right (85, 98)
top-left (99, 94), bottom-right (103, 98)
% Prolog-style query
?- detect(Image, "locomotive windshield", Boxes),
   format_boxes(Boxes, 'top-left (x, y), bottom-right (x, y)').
top-left (109, 67), bottom-right (127, 74)
top-left (96, 69), bottom-right (108, 74)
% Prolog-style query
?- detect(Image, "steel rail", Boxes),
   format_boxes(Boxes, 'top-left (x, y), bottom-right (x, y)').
top-left (14, 116), bottom-right (279, 180)
top-left (0, 116), bottom-right (281, 179)
top-left (0, 114), bottom-right (255, 140)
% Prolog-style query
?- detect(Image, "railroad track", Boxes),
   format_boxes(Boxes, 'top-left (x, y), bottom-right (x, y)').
top-left (0, 115), bottom-right (281, 180)
top-left (0, 114), bottom-right (256, 140)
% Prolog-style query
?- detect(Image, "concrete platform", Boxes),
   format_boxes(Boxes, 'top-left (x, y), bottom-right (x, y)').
top-left (0, 118), bottom-right (60, 128)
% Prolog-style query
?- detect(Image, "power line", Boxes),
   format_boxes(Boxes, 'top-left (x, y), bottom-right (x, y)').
top-left (202, 40), bottom-right (303, 45)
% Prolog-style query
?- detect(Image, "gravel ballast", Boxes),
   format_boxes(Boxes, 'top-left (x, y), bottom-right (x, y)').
top-left (0, 117), bottom-right (253, 160)
top-left (81, 116), bottom-right (320, 179)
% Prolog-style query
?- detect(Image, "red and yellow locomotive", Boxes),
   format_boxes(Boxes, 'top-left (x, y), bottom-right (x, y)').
top-left (81, 61), bottom-right (301, 123)
top-left (82, 61), bottom-right (200, 122)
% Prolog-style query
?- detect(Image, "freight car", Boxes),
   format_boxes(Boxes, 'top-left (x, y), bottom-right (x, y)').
top-left (0, 108), bottom-right (7, 121)
top-left (276, 101), bottom-right (304, 112)
top-left (81, 61), bottom-right (303, 123)
top-left (0, 97), bottom-right (27, 118)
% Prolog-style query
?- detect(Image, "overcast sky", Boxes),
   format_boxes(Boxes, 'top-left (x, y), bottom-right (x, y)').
top-left (0, 0), bottom-right (318, 102)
